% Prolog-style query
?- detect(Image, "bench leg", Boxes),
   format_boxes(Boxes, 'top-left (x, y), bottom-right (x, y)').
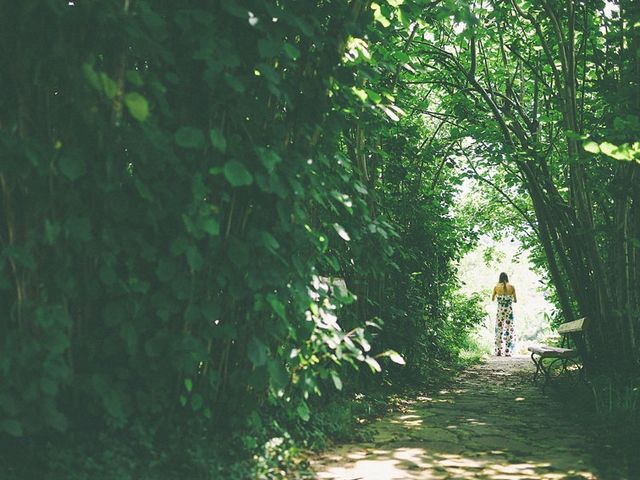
top-left (530, 352), bottom-right (543, 382)
top-left (541, 358), bottom-right (566, 393)
top-left (531, 353), bottom-right (584, 393)
top-left (540, 358), bottom-right (552, 393)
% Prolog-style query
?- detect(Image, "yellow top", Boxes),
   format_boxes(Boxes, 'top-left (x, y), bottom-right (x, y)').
top-left (492, 283), bottom-right (517, 302)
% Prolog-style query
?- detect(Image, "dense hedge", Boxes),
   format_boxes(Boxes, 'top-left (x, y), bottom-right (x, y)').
top-left (1, 0), bottom-right (482, 441)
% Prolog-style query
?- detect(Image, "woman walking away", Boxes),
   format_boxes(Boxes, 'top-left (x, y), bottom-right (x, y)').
top-left (492, 272), bottom-right (517, 356)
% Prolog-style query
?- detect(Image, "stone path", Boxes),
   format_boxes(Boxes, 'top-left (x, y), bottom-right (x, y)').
top-left (313, 356), bottom-right (602, 480)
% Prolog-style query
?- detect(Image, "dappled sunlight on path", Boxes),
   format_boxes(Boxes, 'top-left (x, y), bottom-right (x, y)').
top-left (313, 356), bottom-right (600, 480)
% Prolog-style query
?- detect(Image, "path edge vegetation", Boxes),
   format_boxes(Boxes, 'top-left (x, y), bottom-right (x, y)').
top-left (0, 0), bottom-right (638, 478)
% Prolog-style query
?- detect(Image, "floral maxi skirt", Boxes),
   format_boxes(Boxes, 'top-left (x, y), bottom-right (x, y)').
top-left (495, 295), bottom-right (515, 356)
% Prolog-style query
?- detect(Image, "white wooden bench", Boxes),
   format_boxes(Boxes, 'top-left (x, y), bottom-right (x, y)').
top-left (527, 317), bottom-right (587, 392)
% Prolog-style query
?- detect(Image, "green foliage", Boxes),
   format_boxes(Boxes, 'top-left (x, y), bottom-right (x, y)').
top-left (0, 0), bottom-right (560, 477)
top-left (2, 0), bottom-right (474, 445)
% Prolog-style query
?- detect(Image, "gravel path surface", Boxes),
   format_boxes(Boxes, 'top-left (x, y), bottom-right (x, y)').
top-left (312, 356), bottom-right (603, 480)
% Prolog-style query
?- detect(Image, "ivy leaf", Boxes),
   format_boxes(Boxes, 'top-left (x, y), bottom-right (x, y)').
top-left (261, 231), bottom-right (280, 251)
top-left (330, 371), bottom-right (343, 390)
top-left (223, 160), bottom-right (253, 186)
top-left (99, 72), bottom-right (118, 99)
top-left (583, 141), bottom-right (600, 154)
top-left (366, 89), bottom-right (382, 104)
top-left (247, 336), bottom-right (269, 367)
top-left (378, 104), bottom-right (400, 121)
top-left (296, 400), bottom-right (310, 421)
top-left (209, 128), bottom-right (227, 152)
top-left (380, 350), bottom-right (406, 365)
top-left (365, 357), bottom-right (381, 372)
top-left (126, 70), bottom-right (144, 86)
top-left (186, 246), bottom-right (204, 272)
top-left (124, 93), bottom-right (149, 121)
top-left (175, 127), bottom-right (205, 149)
top-left (184, 378), bottom-right (193, 393)
top-left (256, 147), bottom-right (281, 172)
top-left (352, 86), bottom-right (368, 102)
top-left (371, 3), bottom-right (391, 28)
top-left (267, 294), bottom-right (286, 320)
top-left (201, 218), bottom-right (220, 236)
top-left (599, 142), bottom-right (632, 161)
top-left (267, 359), bottom-right (289, 389)
top-left (44, 408), bottom-right (68, 432)
top-left (58, 156), bottom-right (86, 181)
top-left (283, 43), bottom-right (300, 60)
top-left (333, 223), bottom-right (351, 241)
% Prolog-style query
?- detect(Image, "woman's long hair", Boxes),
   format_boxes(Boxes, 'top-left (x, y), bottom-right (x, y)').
top-left (499, 272), bottom-right (509, 292)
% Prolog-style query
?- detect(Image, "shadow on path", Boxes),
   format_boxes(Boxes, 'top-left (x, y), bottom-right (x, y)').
top-left (313, 356), bottom-right (605, 480)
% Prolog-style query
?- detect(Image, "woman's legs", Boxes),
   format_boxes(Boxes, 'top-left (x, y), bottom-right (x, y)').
top-left (504, 309), bottom-right (515, 356)
top-left (495, 313), bottom-right (505, 355)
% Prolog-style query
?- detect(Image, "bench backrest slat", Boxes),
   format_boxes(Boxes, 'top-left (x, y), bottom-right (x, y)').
top-left (558, 317), bottom-right (586, 334)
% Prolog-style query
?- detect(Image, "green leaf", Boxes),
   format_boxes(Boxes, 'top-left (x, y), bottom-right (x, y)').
top-left (366, 89), bottom-right (382, 104)
top-left (45, 408), bottom-right (68, 432)
top-left (184, 378), bottom-right (193, 393)
top-left (333, 223), bottom-right (351, 241)
top-left (378, 104), bottom-right (400, 121)
top-left (202, 218), bottom-right (220, 236)
top-left (330, 372), bottom-right (343, 390)
top-left (99, 72), bottom-right (118, 99)
top-left (83, 63), bottom-right (100, 90)
top-left (382, 350), bottom-right (406, 365)
top-left (268, 359), bottom-right (289, 389)
top-left (58, 155), bottom-right (86, 181)
top-left (179, 394), bottom-right (187, 407)
top-left (223, 160), bottom-right (253, 186)
top-left (371, 3), bottom-right (391, 27)
top-left (175, 127), bottom-right (205, 149)
top-left (124, 93), bottom-right (149, 121)
top-left (0, 419), bottom-right (23, 437)
top-left (209, 128), bottom-right (227, 152)
top-left (248, 336), bottom-right (269, 367)
top-left (583, 141), bottom-right (600, 154)
top-left (156, 258), bottom-right (176, 281)
top-left (352, 86), bottom-right (368, 102)
top-left (126, 70), bottom-right (144, 86)
top-left (257, 147), bottom-right (281, 172)
top-left (365, 357), bottom-right (381, 373)
top-left (599, 142), bottom-right (632, 160)
top-left (261, 232), bottom-right (280, 251)
top-left (283, 43), bottom-right (300, 60)
top-left (186, 246), bottom-right (204, 272)
top-left (296, 400), bottom-right (310, 421)
top-left (267, 295), bottom-right (286, 320)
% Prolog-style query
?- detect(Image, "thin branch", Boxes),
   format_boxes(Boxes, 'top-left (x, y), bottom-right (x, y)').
top-left (462, 151), bottom-right (540, 236)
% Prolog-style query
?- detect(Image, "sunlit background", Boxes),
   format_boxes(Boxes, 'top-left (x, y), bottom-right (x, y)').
top-left (457, 236), bottom-right (555, 356)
